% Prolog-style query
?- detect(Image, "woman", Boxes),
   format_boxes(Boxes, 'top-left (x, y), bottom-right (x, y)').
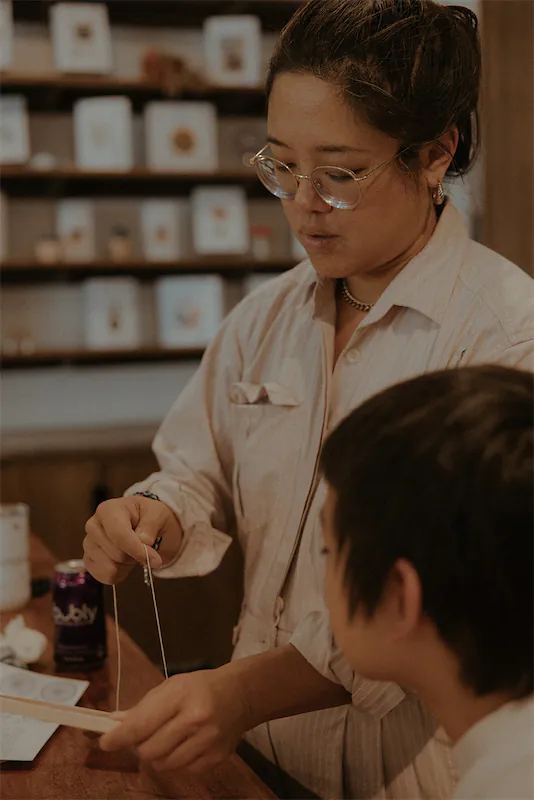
top-left (85, 1), bottom-right (534, 797)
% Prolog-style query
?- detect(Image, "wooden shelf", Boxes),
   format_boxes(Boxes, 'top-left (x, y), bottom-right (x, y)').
top-left (13, 1), bottom-right (304, 31)
top-left (1, 258), bottom-right (294, 283)
top-left (0, 166), bottom-right (265, 198)
top-left (0, 72), bottom-right (267, 114)
top-left (1, 346), bottom-right (205, 369)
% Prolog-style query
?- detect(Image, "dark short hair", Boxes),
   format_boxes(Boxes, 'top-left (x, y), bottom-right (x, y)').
top-left (321, 366), bottom-right (534, 698)
top-left (267, 0), bottom-right (481, 176)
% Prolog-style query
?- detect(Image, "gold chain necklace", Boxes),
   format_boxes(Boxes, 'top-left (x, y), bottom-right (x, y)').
top-left (340, 279), bottom-right (374, 313)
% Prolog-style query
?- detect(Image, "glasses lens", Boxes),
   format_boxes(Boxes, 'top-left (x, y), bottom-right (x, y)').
top-left (255, 157), bottom-right (297, 200)
top-left (312, 167), bottom-right (361, 209)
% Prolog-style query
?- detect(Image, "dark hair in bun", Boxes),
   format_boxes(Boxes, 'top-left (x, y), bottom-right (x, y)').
top-left (267, 0), bottom-right (481, 176)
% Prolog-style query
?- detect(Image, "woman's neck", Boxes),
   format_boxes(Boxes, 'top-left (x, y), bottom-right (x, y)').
top-left (345, 202), bottom-right (437, 306)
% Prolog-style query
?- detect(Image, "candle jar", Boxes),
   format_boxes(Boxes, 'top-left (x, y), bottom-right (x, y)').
top-left (108, 227), bottom-right (133, 263)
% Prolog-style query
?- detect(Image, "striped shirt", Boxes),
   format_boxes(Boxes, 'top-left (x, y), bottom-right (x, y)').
top-left (128, 203), bottom-right (534, 799)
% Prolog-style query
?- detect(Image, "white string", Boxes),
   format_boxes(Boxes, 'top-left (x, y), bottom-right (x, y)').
top-left (143, 544), bottom-right (169, 680)
top-left (112, 546), bottom-right (169, 715)
top-left (112, 583), bottom-right (121, 712)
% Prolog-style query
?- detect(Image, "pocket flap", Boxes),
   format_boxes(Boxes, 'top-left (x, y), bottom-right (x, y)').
top-left (230, 381), bottom-right (301, 407)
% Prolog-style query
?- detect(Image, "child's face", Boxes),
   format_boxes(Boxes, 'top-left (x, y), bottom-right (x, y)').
top-left (322, 486), bottom-right (404, 682)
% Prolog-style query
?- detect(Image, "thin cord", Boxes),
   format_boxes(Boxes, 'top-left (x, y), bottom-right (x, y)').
top-left (112, 583), bottom-right (121, 712)
top-left (143, 544), bottom-right (169, 680)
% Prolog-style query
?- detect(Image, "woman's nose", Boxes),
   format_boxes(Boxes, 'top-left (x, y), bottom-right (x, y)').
top-left (293, 177), bottom-right (331, 213)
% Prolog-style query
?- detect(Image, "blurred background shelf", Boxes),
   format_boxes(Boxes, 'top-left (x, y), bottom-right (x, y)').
top-left (0, 166), bottom-right (264, 197)
top-left (12, 0), bottom-right (304, 30)
top-left (0, 73), bottom-right (268, 114)
top-left (1, 346), bottom-right (205, 369)
top-left (1, 258), bottom-right (295, 283)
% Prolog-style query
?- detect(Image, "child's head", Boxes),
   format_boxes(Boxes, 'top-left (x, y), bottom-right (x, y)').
top-left (320, 365), bottom-right (533, 700)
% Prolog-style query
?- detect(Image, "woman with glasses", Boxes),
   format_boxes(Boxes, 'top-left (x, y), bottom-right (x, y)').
top-left (88, 1), bottom-right (534, 797)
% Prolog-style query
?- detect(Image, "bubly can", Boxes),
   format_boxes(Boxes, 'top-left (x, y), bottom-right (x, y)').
top-left (53, 559), bottom-right (107, 670)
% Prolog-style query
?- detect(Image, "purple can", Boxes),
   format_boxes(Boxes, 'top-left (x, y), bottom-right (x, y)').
top-left (53, 559), bottom-right (107, 671)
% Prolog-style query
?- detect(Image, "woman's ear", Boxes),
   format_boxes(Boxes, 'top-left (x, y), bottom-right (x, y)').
top-left (386, 558), bottom-right (424, 641)
top-left (419, 127), bottom-right (459, 190)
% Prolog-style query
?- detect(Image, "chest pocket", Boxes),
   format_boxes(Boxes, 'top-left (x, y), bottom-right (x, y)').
top-left (230, 381), bottom-right (303, 541)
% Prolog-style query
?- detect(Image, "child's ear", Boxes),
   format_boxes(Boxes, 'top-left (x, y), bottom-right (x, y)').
top-left (387, 558), bottom-right (424, 640)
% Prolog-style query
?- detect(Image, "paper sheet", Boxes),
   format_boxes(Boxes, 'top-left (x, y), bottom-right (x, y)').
top-left (0, 663), bottom-right (88, 761)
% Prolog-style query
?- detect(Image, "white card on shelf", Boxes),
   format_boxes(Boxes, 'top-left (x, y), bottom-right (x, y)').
top-left (140, 200), bottom-right (185, 262)
top-left (74, 96), bottom-right (133, 171)
top-left (203, 15), bottom-right (262, 87)
top-left (82, 277), bottom-right (141, 350)
top-left (56, 200), bottom-right (96, 262)
top-left (155, 275), bottom-right (224, 348)
top-left (0, 96), bottom-right (30, 165)
top-left (144, 102), bottom-right (218, 173)
top-left (50, 2), bottom-right (113, 74)
top-left (0, 192), bottom-right (8, 262)
top-left (191, 186), bottom-right (249, 255)
top-left (0, 1), bottom-right (13, 70)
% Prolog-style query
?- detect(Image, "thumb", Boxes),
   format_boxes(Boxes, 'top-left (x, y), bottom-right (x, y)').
top-left (133, 501), bottom-right (170, 567)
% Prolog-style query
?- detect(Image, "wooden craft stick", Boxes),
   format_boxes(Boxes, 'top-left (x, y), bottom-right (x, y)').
top-left (0, 693), bottom-right (120, 734)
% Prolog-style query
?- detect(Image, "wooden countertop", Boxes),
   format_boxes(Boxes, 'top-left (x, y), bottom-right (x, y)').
top-left (0, 535), bottom-right (276, 800)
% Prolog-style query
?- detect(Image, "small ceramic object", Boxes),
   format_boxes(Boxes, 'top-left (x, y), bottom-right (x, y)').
top-left (34, 234), bottom-right (62, 264)
top-left (108, 227), bottom-right (133, 263)
top-left (30, 152), bottom-right (58, 171)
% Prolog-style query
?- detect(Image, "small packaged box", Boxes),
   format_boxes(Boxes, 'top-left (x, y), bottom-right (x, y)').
top-left (191, 186), bottom-right (249, 255)
top-left (56, 200), bottom-right (96, 262)
top-left (140, 200), bottom-right (186, 262)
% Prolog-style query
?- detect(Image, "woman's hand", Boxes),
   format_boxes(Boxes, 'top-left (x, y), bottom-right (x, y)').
top-left (83, 496), bottom-right (184, 585)
top-left (100, 667), bottom-right (249, 774)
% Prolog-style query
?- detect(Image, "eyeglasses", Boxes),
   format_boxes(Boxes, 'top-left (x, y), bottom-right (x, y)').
top-left (249, 145), bottom-right (407, 210)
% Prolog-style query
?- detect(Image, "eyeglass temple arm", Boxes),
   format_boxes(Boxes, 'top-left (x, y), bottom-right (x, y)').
top-left (249, 144), bottom-right (270, 167)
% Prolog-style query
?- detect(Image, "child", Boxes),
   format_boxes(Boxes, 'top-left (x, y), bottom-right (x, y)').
top-left (320, 365), bottom-right (533, 799)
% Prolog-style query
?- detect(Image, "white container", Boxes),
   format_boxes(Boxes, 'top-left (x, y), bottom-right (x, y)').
top-left (0, 96), bottom-right (30, 165)
top-left (0, 504), bottom-right (30, 612)
top-left (155, 275), bottom-right (224, 348)
top-left (0, 561), bottom-right (31, 611)
top-left (144, 101), bottom-right (218, 173)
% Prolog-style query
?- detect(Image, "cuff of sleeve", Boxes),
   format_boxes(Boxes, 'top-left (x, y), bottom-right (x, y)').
top-left (125, 478), bottom-right (232, 578)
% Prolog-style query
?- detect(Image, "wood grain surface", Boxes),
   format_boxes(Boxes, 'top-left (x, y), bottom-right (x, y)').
top-left (0, 535), bottom-right (276, 800)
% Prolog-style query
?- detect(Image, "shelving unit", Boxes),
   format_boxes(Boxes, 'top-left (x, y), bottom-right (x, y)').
top-left (0, 166), bottom-right (264, 197)
top-left (1, 346), bottom-right (205, 369)
top-left (1, 0), bottom-right (300, 371)
top-left (12, 0), bottom-right (303, 31)
top-left (0, 72), bottom-right (268, 114)
top-left (1, 257), bottom-right (293, 283)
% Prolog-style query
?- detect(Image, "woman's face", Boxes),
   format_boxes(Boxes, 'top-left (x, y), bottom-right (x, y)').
top-left (267, 72), bottom-right (432, 279)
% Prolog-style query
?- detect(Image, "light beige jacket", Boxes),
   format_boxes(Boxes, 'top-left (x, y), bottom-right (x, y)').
top-left (129, 204), bottom-right (534, 799)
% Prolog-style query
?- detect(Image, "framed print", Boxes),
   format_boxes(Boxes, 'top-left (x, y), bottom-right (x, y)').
top-left (140, 200), bottom-right (186, 262)
top-left (191, 186), bottom-right (249, 255)
top-left (155, 275), bottom-right (224, 348)
top-left (74, 96), bottom-right (133, 170)
top-left (50, 2), bottom-right (113, 74)
top-left (82, 278), bottom-right (141, 350)
top-left (0, 1), bottom-right (13, 70)
top-left (203, 16), bottom-right (262, 87)
top-left (144, 101), bottom-right (218, 173)
top-left (0, 96), bottom-right (30, 165)
top-left (56, 200), bottom-right (96, 262)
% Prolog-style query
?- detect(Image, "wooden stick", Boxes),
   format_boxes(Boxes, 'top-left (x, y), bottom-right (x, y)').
top-left (0, 694), bottom-right (120, 734)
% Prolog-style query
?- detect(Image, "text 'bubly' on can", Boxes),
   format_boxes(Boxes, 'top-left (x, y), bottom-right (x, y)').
top-left (53, 559), bottom-right (107, 671)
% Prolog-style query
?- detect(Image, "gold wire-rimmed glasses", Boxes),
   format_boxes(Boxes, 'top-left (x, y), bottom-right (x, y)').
top-left (249, 145), bottom-right (408, 210)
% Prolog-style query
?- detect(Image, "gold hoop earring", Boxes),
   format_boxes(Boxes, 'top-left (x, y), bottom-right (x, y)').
top-left (432, 181), bottom-right (445, 206)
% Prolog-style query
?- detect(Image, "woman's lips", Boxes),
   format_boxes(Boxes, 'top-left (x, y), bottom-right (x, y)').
top-left (299, 232), bottom-right (340, 252)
